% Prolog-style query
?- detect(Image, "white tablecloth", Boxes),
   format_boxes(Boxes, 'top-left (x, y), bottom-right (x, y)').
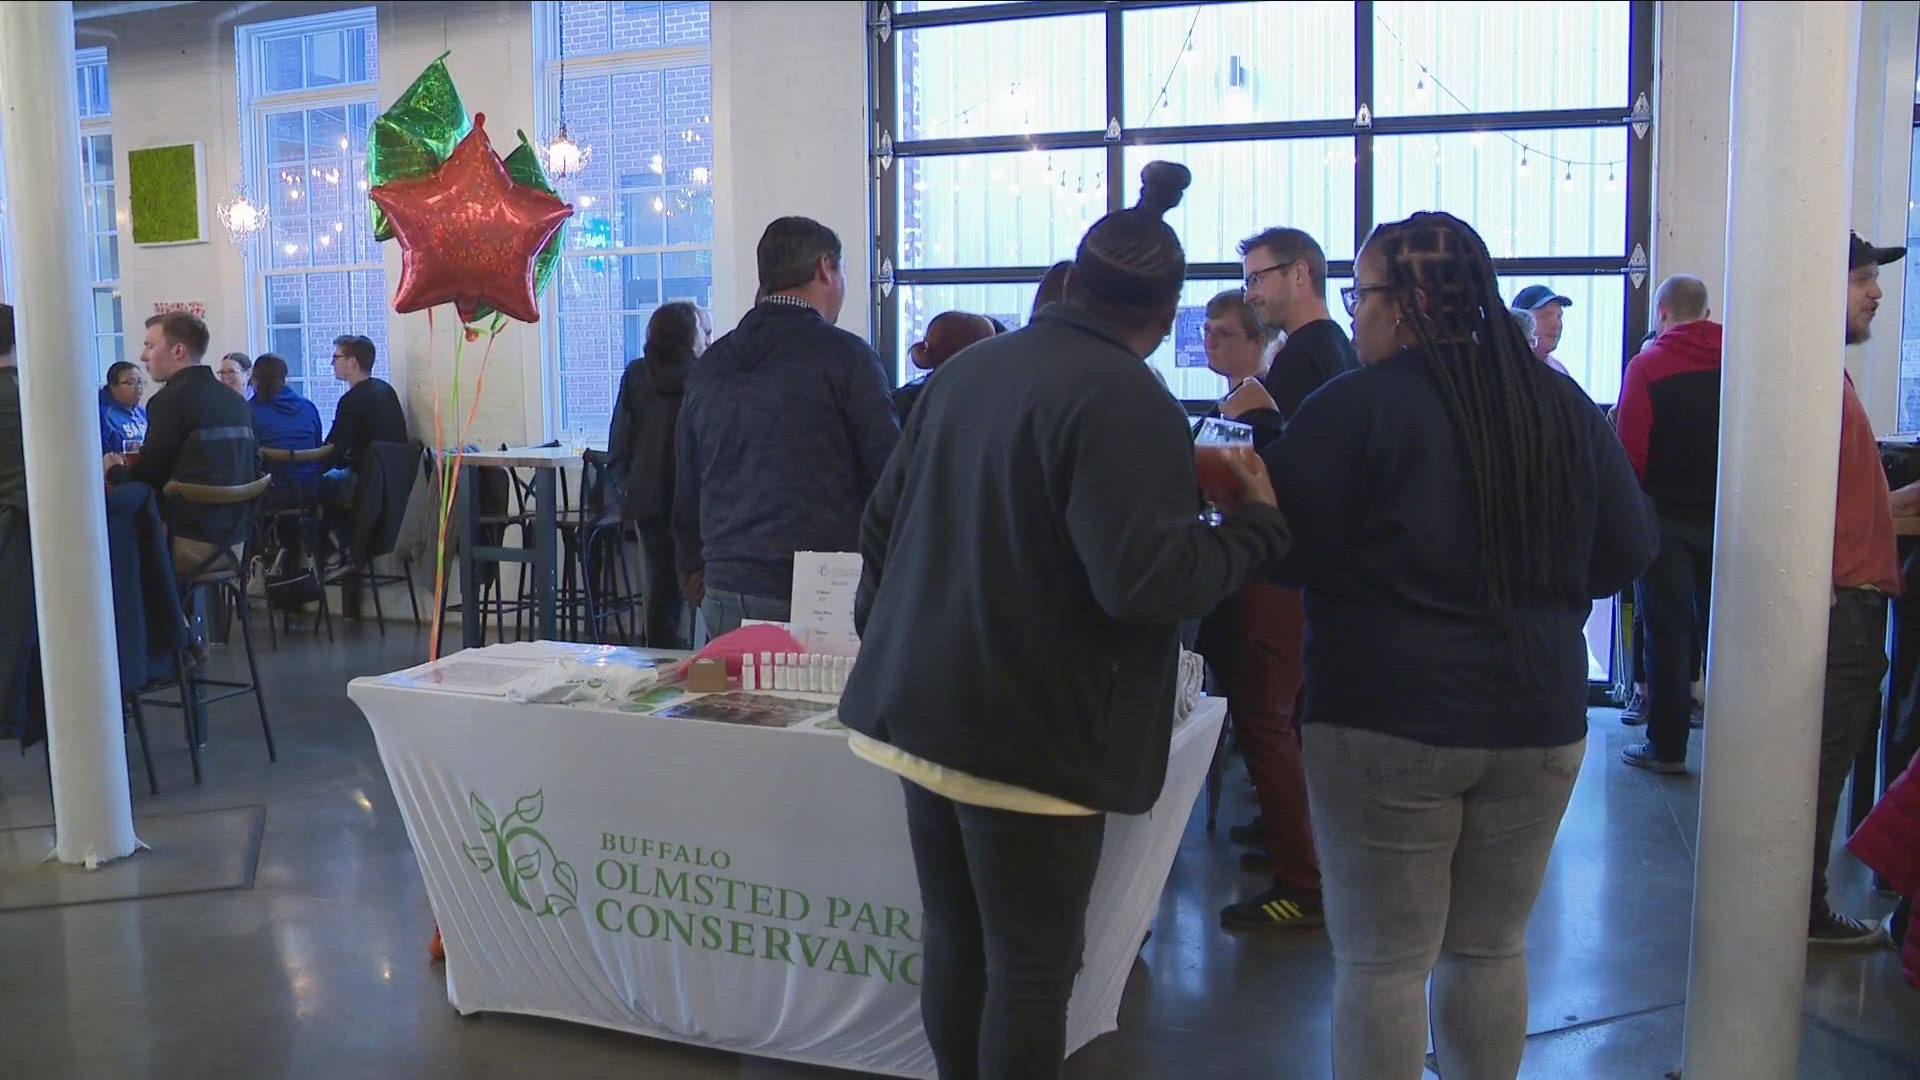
top-left (349, 652), bottom-right (1224, 1079)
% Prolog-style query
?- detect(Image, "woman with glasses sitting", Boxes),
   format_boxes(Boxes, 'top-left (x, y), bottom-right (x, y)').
top-left (99, 361), bottom-right (147, 454)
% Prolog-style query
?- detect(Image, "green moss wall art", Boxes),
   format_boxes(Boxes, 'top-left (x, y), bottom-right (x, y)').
top-left (127, 142), bottom-right (207, 245)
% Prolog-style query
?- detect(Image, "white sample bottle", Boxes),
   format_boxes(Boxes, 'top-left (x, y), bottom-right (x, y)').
top-left (742, 654), bottom-right (756, 690)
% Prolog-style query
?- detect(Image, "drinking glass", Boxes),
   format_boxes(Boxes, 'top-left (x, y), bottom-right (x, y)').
top-left (1193, 416), bottom-right (1254, 523)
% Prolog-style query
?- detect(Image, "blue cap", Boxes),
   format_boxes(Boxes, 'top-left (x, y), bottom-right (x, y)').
top-left (1512, 284), bottom-right (1572, 311)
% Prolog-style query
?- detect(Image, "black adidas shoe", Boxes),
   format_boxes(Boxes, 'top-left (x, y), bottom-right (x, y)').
top-left (1221, 887), bottom-right (1324, 931)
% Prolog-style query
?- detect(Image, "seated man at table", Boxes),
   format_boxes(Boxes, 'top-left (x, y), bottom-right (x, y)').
top-left (106, 311), bottom-right (259, 580)
top-left (319, 333), bottom-right (406, 509)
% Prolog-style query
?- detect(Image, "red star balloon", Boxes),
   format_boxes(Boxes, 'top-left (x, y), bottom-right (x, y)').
top-left (368, 113), bottom-right (572, 324)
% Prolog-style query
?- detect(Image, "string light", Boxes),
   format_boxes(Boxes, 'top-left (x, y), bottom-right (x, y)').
top-left (1561, 168), bottom-right (1575, 190)
top-left (1518, 150), bottom-right (1530, 172)
top-left (1606, 167), bottom-right (1618, 191)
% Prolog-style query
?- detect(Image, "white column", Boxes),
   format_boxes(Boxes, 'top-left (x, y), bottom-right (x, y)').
top-left (0, 1), bottom-right (138, 866)
top-left (1684, 2), bottom-right (1861, 1075)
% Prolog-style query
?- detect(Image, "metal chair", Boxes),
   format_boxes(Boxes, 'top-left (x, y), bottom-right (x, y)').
top-left (569, 450), bottom-right (641, 644)
top-left (255, 445), bottom-right (337, 644)
top-left (140, 474), bottom-right (276, 784)
top-left (323, 441), bottom-right (424, 634)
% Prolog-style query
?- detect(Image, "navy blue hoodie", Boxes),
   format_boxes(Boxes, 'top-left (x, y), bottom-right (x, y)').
top-left (673, 300), bottom-right (900, 599)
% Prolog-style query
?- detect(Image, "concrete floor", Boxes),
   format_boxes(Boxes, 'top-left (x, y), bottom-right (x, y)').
top-left (0, 625), bottom-right (1916, 1079)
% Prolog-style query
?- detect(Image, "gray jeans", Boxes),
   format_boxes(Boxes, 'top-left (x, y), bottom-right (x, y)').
top-left (698, 588), bottom-right (791, 643)
top-left (1304, 724), bottom-right (1584, 1080)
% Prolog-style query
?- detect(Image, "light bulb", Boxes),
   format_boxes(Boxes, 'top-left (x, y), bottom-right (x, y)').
top-left (1606, 168), bottom-right (1619, 191)
top-left (282, 242), bottom-right (297, 256)
top-left (691, 166), bottom-right (709, 185)
top-left (318, 234), bottom-right (332, 247)
top-left (1518, 151), bottom-right (1530, 171)
top-left (338, 137), bottom-right (348, 150)
top-left (578, 194), bottom-right (595, 207)
top-left (1561, 169), bottom-right (1574, 189)
top-left (546, 124), bottom-right (586, 179)
top-left (332, 221), bottom-right (344, 233)
top-left (652, 196), bottom-right (664, 213)
top-left (357, 179), bottom-right (368, 191)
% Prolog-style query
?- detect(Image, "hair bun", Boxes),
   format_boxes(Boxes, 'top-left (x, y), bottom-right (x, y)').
top-left (1134, 161), bottom-right (1191, 218)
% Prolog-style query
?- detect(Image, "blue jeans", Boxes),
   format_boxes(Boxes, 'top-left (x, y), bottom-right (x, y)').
top-left (698, 588), bottom-right (790, 642)
top-left (901, 779), bottom-right (1106, 1080)
top-left (1635, 512), bottom-right (1715, 760)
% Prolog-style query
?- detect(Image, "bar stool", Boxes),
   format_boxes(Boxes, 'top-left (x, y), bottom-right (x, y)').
top-left (140, 475), bottom-right (276, 785)
top-left (256, 445), bottom-right (337, 644)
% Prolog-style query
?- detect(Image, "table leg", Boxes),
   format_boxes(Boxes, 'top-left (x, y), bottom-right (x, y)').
top-left (459, 462), bottom-right (480, 650)
top-left (535, 468), bottom-right (557, 640)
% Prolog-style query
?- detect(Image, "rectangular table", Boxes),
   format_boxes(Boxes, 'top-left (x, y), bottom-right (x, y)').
top-left (454, 447), bottom-right (578, 644)
top-left (349, 652), bottom-right (1223, 1078)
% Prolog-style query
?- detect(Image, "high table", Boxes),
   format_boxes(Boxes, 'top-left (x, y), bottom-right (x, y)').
top-left (454, 447), bottom-right (579, 643)
top-left (349, 646), bottom-right (1224, 1078)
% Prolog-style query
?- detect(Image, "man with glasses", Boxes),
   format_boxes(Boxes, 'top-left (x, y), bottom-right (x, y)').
top-left (1239, 227), bottom-right (1358, 422)
top-left (1217, 231), bottom-right (1355, 934)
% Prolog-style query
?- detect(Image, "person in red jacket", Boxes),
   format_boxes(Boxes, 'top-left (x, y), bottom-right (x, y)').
top-left (1847, 749), bottom-right (1920, 987)
top-left (1617, 275), bottom-right (1721, 776)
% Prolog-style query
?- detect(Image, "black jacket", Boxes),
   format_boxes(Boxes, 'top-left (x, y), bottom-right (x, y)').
top-left (673, 301), bottom-right (900, 599)
top-left (117, 365), bottom-right (259, 545)
top-left (839, 304), bottom-right (1291, 815)
top-left (607, 350), bottom-right (693, 528)
top-left (1262, 348), bottom-right (1656, 749)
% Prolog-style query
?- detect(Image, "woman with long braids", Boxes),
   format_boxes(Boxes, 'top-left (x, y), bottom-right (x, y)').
top-left (1261, 211), bottom-right (1655, 1079)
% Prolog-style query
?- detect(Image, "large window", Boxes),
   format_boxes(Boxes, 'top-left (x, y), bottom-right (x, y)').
top-left (874, 0), bottom-right (1654, 405)
top-left (537, 0), bottom-right (714, 438)
top-left (237, 9), bottom-right (388, 426)
top-left (77, 47), bottom-right (124, 375)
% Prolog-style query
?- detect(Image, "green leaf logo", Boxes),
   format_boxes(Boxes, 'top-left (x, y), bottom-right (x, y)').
top-left (465, 789), bottom-right (575, 920)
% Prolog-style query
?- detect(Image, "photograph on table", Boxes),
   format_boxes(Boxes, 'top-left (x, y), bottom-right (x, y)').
top-left (653, 691), bottom-right (834, 728)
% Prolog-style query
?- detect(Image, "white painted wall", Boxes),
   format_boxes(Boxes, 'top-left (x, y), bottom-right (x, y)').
top-left (710, 0), bottom-right (871, 338)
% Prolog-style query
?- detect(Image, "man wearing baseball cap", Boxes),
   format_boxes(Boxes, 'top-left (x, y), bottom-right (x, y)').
top-left (1805, 231), bottom-right (1907, 945)
top-left (1512, 283), bottom-right (1573, 375)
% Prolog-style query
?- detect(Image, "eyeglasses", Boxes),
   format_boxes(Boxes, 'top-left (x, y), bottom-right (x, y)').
top-left (113, 379), bottom-right (142, 389)
top-left (1340, 285), bottom-right (1394, 316)
top-left (1244, 261), bottom-right (1297, 290)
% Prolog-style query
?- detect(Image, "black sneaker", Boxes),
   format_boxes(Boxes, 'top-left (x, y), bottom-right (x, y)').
top-left (1227, 817), bottom-right (1263, 846)
top-left (1221, 887), bottom-right (1324, 931)
top-left (1808, 909), bottom-right (1885, 947)
top-left (1620, 687), bottom-right (1648, 725)
top-left (1622, 741), bottom-right (1687, 774)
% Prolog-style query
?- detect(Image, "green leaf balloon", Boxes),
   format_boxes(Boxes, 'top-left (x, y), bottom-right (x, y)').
top-left (367, 52), bottom-right (472, 242)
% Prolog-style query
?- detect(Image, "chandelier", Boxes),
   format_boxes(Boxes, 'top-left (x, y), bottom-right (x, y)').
top-left (215, 185), bottom-right (267, 245)
top-left (543, 121), bottom-right (590, 182)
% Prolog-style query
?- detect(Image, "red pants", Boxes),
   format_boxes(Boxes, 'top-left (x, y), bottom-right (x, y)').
top-left (1230, 582), bottom-right (1320, 896)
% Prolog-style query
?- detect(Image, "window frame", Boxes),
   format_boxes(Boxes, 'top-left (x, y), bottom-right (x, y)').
top-left (533, 0), bottom-right (716, 441)
top-left (235, 7), bottom-right (384, 422)
top-left (869, 0), bottom-right (1656, 407)
top-left (76, 46), bottom-right (123, 377)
